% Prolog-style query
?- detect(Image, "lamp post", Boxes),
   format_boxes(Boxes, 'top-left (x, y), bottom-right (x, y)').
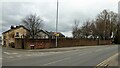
top-left (56, 0), bottom-right (59, 48)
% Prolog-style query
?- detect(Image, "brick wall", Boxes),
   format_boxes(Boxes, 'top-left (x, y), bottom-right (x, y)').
top-left (15, 38), bottom-right (112, 49)
top-left (57, 38), bottom-right (112, 47)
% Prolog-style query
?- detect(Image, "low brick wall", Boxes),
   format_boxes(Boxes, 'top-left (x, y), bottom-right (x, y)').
top-left (15, 38), bottom-right (112, 49)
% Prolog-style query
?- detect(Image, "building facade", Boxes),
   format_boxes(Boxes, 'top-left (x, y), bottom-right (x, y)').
top-left (2, 25), bottom-right (29, 47)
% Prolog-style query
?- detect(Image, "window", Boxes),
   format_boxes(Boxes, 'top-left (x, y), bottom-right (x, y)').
top-left (12, 34), bottom-right (14, 38)
top-left (4, 36), bottom-right (6, 39)
top-left (15, 32), bottom-right (19, 37)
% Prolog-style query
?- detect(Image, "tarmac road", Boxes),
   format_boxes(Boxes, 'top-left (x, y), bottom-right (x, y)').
top-left (2, 45), bottom-right (119, 66)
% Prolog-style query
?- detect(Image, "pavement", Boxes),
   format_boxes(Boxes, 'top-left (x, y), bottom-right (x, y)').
top-left (105, 53), bottom-right (118, 66)
top-left (95, 53), bottom-right (119, 68)
top-left (2, 45), bottom-right (119, 67)
top-left (26, 46), bottom-right (101, 52)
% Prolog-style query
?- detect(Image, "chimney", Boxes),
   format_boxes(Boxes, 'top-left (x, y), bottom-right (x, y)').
top-left (16, 26), bottom-right (19, 28)
top-left (10, 26), bottom-right (15, 29)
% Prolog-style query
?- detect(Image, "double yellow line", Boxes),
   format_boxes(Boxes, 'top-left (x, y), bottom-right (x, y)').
top-left (94, 53), bottom-right (118, 68)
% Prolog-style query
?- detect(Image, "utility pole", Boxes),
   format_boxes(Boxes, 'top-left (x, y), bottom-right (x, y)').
top-left (56, 0), bottom-right (59, 47)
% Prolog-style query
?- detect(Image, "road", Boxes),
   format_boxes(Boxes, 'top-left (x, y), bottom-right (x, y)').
top-left (2, 45), bottom-right (119, 66)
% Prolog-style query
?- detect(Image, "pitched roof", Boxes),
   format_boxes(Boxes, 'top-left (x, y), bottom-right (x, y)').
top-left (2, 25), bottom-right (29, 34)
top-left (2, 25), bottom-right (65, 37)
top-left (47, 32), bottom-right (65, 37)
top-left (38, 30), bottom-right (51, 36)
top-left (37, 30), bottom-right (65, 37)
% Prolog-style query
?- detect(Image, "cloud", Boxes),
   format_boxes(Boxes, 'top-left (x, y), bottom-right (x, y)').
top-left (0, 0), bottom-right (119, 37)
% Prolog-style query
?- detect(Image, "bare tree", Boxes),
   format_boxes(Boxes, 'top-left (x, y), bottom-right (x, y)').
top-left (95, 10), bottom-right (118, 40)
top-left (82, 20), bottom-right (91, 38)
top-left (114, 10), bottom-right (120, 43)
top-left (22, 14), bottom-right (44, 39)
top-left (72, 20), bottom-right (80, 38)
top-left (109, 11), bottom-right (118, 38)
top-left (89, 21), bottom-right (97, 39)
top-left (72, 9), bottom-right (118, 40)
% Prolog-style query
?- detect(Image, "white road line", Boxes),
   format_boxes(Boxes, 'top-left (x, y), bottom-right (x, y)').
top-left (12, 53), bottom-right (18, 54)
top-left (25, 53), bottom-right (46, 56)
top-left (0, 58), bottom-right (2, 59)
top-left (4, 52), bottom-right (18, 55)
top-left (43, 57), bottom-right (71, 66)
top-left (4, 52), bottom-right (11, 55)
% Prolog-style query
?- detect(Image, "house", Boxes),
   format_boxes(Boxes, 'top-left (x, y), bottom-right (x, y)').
top-left (2, 25), bottom-right (65, 48)
top-left (48, 32), bottom-right (65, 39)
top-left (35, 30), bottom-right (65, 39)
top-left (34, 30), bottom-right (50, 39)
top-left (2, 25), bottom-right (29, 47)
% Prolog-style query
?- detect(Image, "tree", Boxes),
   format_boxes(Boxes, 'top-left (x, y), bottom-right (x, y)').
top-left (109, 11), bottom-right (118, 39)
top-left (72, 9), bottom-right (118, 40)
top-left (72, 20), bottom-right (80, 38)
top-left (82, 20), bottom-right (91, 38)
top-left (22, 14), bottom-right (44, 39)
top-left (95, 10), bottom-right (118, 40)
top-left (114, 11), bottom-right (120, 43)
top-left (89, 21), bottom-right (97, 39)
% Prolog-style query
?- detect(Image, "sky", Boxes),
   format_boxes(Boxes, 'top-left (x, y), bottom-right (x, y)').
top-left (0, 0), bottom-right (119, 37)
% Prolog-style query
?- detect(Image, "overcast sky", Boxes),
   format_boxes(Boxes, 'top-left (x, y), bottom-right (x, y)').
top-left (0, 0), bottom-right (119, 37)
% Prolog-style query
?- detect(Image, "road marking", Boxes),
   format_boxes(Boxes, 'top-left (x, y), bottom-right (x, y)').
top-left (3, 52), bottom-right (18, 55)
top-left (95, 53), bottom-right (118, 67)
top-left (12, 53), bottom-right (18, 54)
top-left (4, 52), bottom-right (11, 55)
top-left (42, 57), bottom-right (71, 66)
top-left (0, 58), bottom-right (2, 59)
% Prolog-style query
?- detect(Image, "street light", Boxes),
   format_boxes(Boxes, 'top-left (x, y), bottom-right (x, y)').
top-left (56, 0), bottom-right (59, 48)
